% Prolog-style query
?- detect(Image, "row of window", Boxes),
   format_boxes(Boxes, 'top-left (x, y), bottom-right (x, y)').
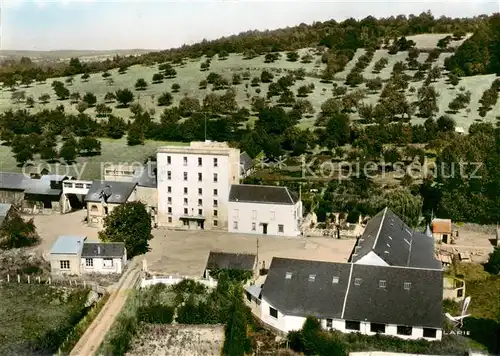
top-left (233, 209), bottom-right (276, 221)
top-left (166, 216), bottom-right (219, 227)
top-left (167, 187), bottom-right (218, 196)
top-left (60, 258), bottom-right (114, 270)
top-left (232, 221), bottom-right (284, 232)
top-left (167, 199), bottom-right (219, 209)
top-left (166, 206), bottom-right (218, 216)
top-left (167, 156), bottom-right (219, 167)
top-left (167, 171), bottom-right (218, 182)
top-left (354, 278), bottom-right (412, 290)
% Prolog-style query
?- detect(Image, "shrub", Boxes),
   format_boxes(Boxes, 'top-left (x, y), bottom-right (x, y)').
top-left (138, 305), bottom-right (174, 324)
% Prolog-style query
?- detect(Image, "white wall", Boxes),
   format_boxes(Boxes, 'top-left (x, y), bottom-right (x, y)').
top-left (140, 275), bottom-right (218, 288)
top-left (228, 201), bottom-right (302, 237)
top-left (354, 251), bottom-right (389, 266)
top-left (80, 257), bottom-right (124, 274)
top-left (157, 144), bottom-right (240, 230)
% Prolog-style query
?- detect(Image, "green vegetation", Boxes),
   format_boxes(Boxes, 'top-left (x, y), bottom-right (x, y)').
top-left (0, 210), bottom-right (40, 249)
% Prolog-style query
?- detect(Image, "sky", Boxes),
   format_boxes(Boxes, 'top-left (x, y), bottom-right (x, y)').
top-left (0, 0), bottom-right (498, 51)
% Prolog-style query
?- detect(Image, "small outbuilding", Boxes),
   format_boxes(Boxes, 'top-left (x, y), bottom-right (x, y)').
top-left (81, 242), bottom-right (127, 274)
top-left (204, 251), bottom-right (257, 279)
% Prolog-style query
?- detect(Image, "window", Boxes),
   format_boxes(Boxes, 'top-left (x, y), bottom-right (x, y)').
top-left (167, 171), bottom-right (171, 180)
top-left (285, 272), bottom-right (292, 279)
top-left (103, 258), bottom-right (114, 268)
top-left (85, 258), bottom-right (93, 267)
top-left (252, 222), bottom-right (256, 231)
top-left (213, 189), bottom-right (218, 196)
top-left (213, 158), bottom-right (218, 167)
top-left (308, 274), bottom-right (316, 282)
top-left (168, 197), bottom-right (172, 204)
top-left (354, 278), bottom-right (362, 286)
top-left (198, 172), bottom-right (202, 181)
top-left (167, 156), bottom-right (171, 164)
top-left (60, 260), bottom-right (70, 270)
top-left (214, 210), bottom-right (218, 217)
top-left (184, 208), bottom-right (188, 214)
top-left (379, 280), bottom-right (386, 288)
top-left (167, 186), bottom-right (171, 193)
top-left (90, 205), bottom-right (98, 212)
top-left (397, 325), bottom-right (412, 336)
top-left (183, 220), bottom-right (189, 226)
top-left (75, 183), bottom-right (84, 189)
top-left (184, 187), bottom-right (188, 194)
top-left (278, 224), bottom-right (284, 233)
top-left (198, 209), bottom-right (202, 215)
top-left (233, 209), bottom-right (239, 218)
top-left (183, 198), bottom-right (188, 205)
top-left (213, 173), bottom-right (218, 182)
top-left (233, 221), bottom-right (238, 230)
top-left (246, 292), bottom-right (252, 302)
top-left (198, 157), bottom-right (202, 166)
top-left (270, 211), bottom-right (275, 220)
top-left (345, 320), bottom-right (361, 331)
top-left (332, 276), bottom-right (339, 284)
top-left (326, 319), bottom-right (333, 328)
top-left (183, 172), bottom-right (188, 181)
top-left (213, 200), bottom-right (218, 207)
top-left (197, 199), bottom-right (202, 206)
top-left (213, 220), bottom-right (218, 226)
top-left (423, 328), bottom-right (437, 338)
top-left (168, 217), bottom-right (172, 223)
top-left (404, 282), bottom-right (411, 290)
top-left (198, 188), bottom-right (203, 195)
top-left (457, 289), bottom-right (463, 298)
top-left (168, 207), bottom-right (172, 214)
top-left (269, 307), bottom-right (278, 319)
top-left (252, 210), bottom-right (257, 220)
top-left (183, 156), bottom-right (187, 166)
top-left (370, 323), bottom-right (386, 333)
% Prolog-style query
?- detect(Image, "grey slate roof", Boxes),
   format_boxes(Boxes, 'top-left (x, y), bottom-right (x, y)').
top-left (50, 235), bottom-right (86, 255)
top-left (229, 184), bottom-right (299, 205)
top-left (81, 242), bottom-right (125, 258)
top-left (240, 152), bottom-right (254, 171)
top-left (261, 258), bottom-right (444, 328)
top-left (343, 264), bottom-right (443, 328)
top-left (0, 203), bottom-right (12, 225)
top-left (261, 257), bottom-right (352, 319)
top-left (206, 251), bottom-right (256, 270)
top-left (85, 181), bottom-right (137, 204)
top-left (136, 161), bottom-right (157, 188)
top-left (351, 207), bottom-right (441, 270)
top-left (0, 172), bottom-right (67, 196)
top-left (0, 172), bottom-right (29, 190)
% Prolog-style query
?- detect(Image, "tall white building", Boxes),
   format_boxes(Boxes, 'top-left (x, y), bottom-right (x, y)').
top-left (157, 141), bottom-right (240, 230)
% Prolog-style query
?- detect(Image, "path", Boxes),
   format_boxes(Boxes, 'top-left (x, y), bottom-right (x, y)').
top-left (69, 259), bottom-right (141, 356)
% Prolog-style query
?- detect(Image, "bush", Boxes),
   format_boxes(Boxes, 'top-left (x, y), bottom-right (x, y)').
top-left (138, 305), bottom-right (174, 324)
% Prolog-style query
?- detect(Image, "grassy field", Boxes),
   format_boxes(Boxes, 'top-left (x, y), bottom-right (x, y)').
top-left (0, 138), bottom-right (187, 180)
top-left (0, 283), bottom-right (90, 355)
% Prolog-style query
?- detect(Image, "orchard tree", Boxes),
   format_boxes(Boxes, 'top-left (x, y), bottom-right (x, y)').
top-left (171, 83), bottom-right (181, 93)
top-left (179, 96), bottom-right (201, 117)
top-left (59, 137), bottom-right (78, 163)
top-left (81, 73), bottom-right (90, 82)
top-left (53, 84), bottom-right (70, 100)
top-left (135, 78), bottom-right (148, 91)
top-left (105, 115), bottom-right (127, 139)
top-left (286, 51), bottom-right (300, 62)
top-left (39, 93), bottom-right (50, 104)
top-left (83, 92), bottom-right (97, 107)
top-left (99, 201), bottom-right (152, 258)
top-left (104, 92), bottom-right (116, 103)
top-left (26, 96), bottom-right (35, 108)
top-left (70, 92), bottom-right (81, 104)
top-left (95, 103), bottom-right (112, 117)
top-left (78, 136), bottom-right (101, 156)
top-left (102, 71), bottom-right (111, 78)
top-left (157, 92), bottom-right (173, 107)
top-left (115, 88), bottom-right (134, 107)
top-left (152, 73), bottom-right (164, 84)
top-left (260, 70), bottom-right (274, 83)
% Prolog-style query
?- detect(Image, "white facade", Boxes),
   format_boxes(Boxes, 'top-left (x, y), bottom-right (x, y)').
top-left (258, 298), bottom-right (442, 341)
top-left (80, 255), bottom-right (126, 274)
top-left (157, 141), bottom-right (240, 230)
top-left (228, 200), bottom-right (302, 237)
top-left (353, 251), bottom-right (389, 266)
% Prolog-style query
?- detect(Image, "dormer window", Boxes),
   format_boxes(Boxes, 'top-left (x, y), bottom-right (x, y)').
top-left (308, 274), bottom-right (316, 282)
top-left (332, 276), bottom-right (339, 284)
top-left (404, 282), bottom-right (411, 290)
top-left (379, 280), bottom-right (386, 288)
top-left (285, 272), bottom-right (292, 279)
top-left (354, 278), bottom-right (362, 286)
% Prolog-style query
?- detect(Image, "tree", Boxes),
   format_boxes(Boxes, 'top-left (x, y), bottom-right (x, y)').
top-left (179, 96), bottom-right (201, 116)
top-left (78, 136), bottom-right (101, 156)
top-left (171, 83), bottom-right (181, 92)
top-left (82, 92), bottom-right (97, 107)
top-left (260, 70), bottom-right (274, 83)
top-left (25, 96), bottom-right (35, 108)
top-left (199, 80), bottom-right (208, 89)
top-left (104, 92), bottom-right (116, 103)
top-left (485, 247), bottom-right (500, 275)
top-left (221, 286), bottom-right (253, 356)
top-left (232, 73), bottom-right (242, 85)
top-left (102, 71), bottom-right (111, 78)
top-left (81, 73), bottom-right (90, 82)
top-left (39, 93), bottom-right (50, 104)
top-left (0, 211), bottom-right (39, 249)
top-left (297, 85), bottom-right (310, 97)
top-left (152, 73), bottom-right (164, 83)
top-left (366, 77), bottom-right (383, 92)
top-left (157, 92), bottom-right (173, 106)
top-left (135, 78), bottom-right (148, 91)
top-left (218, 50), bottom-right (229, 60)
top-left (105, 115), bottom-right (127, 139)
top-left (53, 84), bottom-right (70, 100)
top-left (14, 147), bottom-right (33, 166)
top-left (286, 51), bottom-right (300, 62)
top-left (437, 115), bottom-right (456, 132)
top-left (70, 92), bottom-right (81, 104)
top-left (65, 76), bottom-right (74, 86)
top-left (11, 91), bottom-right (26, 104)
top-left (322, 112), bottom-right (350, 149)
top-left (59, 137), bottom-right (78, 163)
top-left (21, 76), bottom-right (33, 87)
top-left (127, 123), bottom-right (144, 146)
top-left (98, 201), bottom-right (152, 258)
top-left (95, 103), bottom-right (112, 117)
top-left (250, 77), bottom-right (260, 87)
top-left (301, 54), bottom-right (314, 63)
top-left (115, 88), bottom-right (134, 107)
top-left (417, 85), bottom-right (439, 118)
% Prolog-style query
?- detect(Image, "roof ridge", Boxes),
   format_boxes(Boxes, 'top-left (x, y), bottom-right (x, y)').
top-left (284, 187), bottom-right (294, 204)
top-left (406, 229), bottom-right (414, 267)
top-left (372, 207), bottom-right (388, 250)
top-left (341, 262), bottom-right (354, 319)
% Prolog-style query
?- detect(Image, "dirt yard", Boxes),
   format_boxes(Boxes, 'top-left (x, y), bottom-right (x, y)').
top-left (127, 324), bottom-right (224, 356)
top-left (439, 224), bottom-right (497, 263)
top-left (28, 210), bottom-right (356, 276)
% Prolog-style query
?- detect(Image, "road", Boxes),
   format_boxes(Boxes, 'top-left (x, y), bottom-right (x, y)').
top-left (69, 260), bottom-right (141, 356)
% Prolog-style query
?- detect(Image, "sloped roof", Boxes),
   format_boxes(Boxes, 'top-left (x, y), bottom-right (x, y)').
top-left (240, 152), bottom-right (254, 171)
top-left (261, 257), bottom-right (352, 319)
top-left (0, 172), bottom-right (29, 190)
top-left (351, 208), bottom-right (441, 270)
top-left (0, 172), bottom-right (67, 196)
top-left (206, 251), bottom-right (256, 270)
top-left (81, 242), bottom-right (125, 258)
top-left (0, 203), bottom-right (12, 225)
top-left (229, 184), bottom-right (299, 205)
top-left (136, 161), bottom-right (157, 188)
top-left (262, 257), bottom-right (443, 328)
top-left (432, 218), bottom-right (452, 234)
top-left (85, 181), bottom-right (137, 204)
top-left (50, 235), bottom-right (86, 255)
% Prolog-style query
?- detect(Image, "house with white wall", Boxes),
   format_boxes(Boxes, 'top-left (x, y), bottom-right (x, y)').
top-left (228, 184), bottom-right (302, 237)
top-left (80, 242), bottom-right (127, 274)
top-left (157, 141), bottom-right (240, 230)
top-left (247, 208), bottom-right (444, 341)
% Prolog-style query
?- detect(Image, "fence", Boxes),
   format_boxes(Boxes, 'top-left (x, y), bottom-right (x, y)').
top-left (0, 274), bottom-right (107, 294)
top-left (140, 274), bottom-right (218, 289)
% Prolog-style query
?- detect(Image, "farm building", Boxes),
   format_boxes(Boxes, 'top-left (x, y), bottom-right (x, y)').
top-left (431, 218), bottom-right (454, 244)
top-left (203, 251), bottom-right (257, 279)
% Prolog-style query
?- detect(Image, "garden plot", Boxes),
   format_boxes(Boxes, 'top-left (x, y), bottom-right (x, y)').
top-left (126, 324), bottom-right (224, 356)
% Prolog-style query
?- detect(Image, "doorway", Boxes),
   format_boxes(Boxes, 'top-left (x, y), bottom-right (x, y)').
top-left (262, 223), bottom-right (268, 235)
top-left (197, 220), bottom-right (205, 230)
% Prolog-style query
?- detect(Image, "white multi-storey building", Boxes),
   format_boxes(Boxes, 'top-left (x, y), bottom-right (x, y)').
top-left (157, 141), bottom-right (240, 230)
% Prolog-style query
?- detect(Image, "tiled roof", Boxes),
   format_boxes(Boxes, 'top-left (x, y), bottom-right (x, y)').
top-left (81, 242), bottom-right (125, 258)
top-left (229, 184), bottom-right (299, 205)
top-left (432, 219), bottom-right (452, 234)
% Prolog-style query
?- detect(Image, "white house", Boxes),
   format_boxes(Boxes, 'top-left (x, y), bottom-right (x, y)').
top-left (80, 242), bottom-right (127, 274)
top-left (246, 209), bottom-right (444, 341)
top-left (157, 141), bottom-right (240, 230)
top-left (228, 184), bottom-right (302, 237)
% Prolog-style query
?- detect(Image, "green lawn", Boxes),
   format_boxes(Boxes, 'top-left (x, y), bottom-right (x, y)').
top-left (0, 283), bottom-right (89, 355)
